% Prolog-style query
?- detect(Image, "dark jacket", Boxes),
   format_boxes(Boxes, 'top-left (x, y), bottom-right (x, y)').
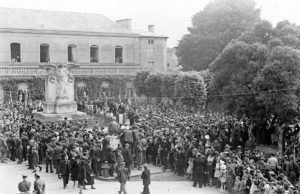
top-left (34, 179), bottom-right (45, 194)
top-left (122, 148), bottom-right (132, 164)
top-left (77, 163), bottom-right (87, 183)
top-left (46, 147), bottom-right (54, 160)
top-left (53, 146), bottom-right (62, 160)
top-left (117, 166), bottom-right (129, 183)
top-left (193, 157), bottom-right (207, 173)
top-left (91, 147), bottom-right (102, 162)
top-left (18, 180), bottom-right (31, 192)
top-left (60, 160), bottom-right (70, 175)
top-left (141, 168), bottom-right (151, 185)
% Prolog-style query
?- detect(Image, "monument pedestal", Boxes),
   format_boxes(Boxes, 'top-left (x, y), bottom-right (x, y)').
top-left (34, 101), bottom-right (89, 121)
top-left (43, 101), bottom-right (77, 114)
top-left (34, 111), bottom-right (89, 121)
top-left (35, 63), bottom-right (89, 121)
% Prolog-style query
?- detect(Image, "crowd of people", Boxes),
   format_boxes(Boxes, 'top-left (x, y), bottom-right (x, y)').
top-left (0, 100), bottom-right (300, 194)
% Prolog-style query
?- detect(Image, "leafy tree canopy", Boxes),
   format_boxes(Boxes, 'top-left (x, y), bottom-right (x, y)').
top-left (209, 20), bottom-right (300, 122)
top-left (176, 0), bottom-right (260, 71)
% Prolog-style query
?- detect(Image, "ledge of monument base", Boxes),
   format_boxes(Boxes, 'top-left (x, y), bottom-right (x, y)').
top-left (43, 101), bottom-right (77, 114)
top-left (33, 111), bottom-right (89, 121)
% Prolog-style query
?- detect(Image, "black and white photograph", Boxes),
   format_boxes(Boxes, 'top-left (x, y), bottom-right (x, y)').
top-left (0, 0), bottom-right (300, 193)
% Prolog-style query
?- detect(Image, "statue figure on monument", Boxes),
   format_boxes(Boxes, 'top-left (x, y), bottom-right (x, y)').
top-left (40, 63), bottom-right (79, 101)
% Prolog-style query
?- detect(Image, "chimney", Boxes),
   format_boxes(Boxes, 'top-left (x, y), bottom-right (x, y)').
top-left (116, 19), bottom-right (132, 31)
top-left (148, 25), bottom-right (155, 33)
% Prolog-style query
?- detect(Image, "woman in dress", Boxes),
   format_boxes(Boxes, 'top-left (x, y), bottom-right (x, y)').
top-left (70, 155), bottom-right (79, 187)
top-left (83, 160), bottom-right (96, 190)
top-left (77, 159), bottom-right (86, 194)
top-left (214, 157), bottom-right (222, 188)
top-left (207, 150), bottom-right (215, 186)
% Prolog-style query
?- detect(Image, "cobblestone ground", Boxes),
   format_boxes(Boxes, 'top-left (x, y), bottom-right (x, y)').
top-left (0, 161), bottom-right (224, 194)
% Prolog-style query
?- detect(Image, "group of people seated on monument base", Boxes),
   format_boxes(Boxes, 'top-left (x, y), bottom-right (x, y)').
top-left (1, 101), bottom-right (300, 194)
top-left (77, 98), bottom-right (138, 125)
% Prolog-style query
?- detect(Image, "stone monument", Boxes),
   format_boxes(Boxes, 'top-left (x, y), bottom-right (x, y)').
top-left (34, 63), bottom-right (88, 121)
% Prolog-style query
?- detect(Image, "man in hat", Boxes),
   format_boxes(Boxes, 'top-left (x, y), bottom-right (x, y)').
top-left (45, 144), bottom-right (54, 173)
top-left (286, 154), bottom-right (299, 185)
top-left (91, 142), bottom-right (102, 177)
top-left (59, 155), bottom-right (70, 189)
top-left (0, 133), bottom-right (7, 163)
top-left (33, 173), bottom-right (45, 194)
top-left (176, 147), bottom-right (186, 176)
top-left (117, 161), bottom-right (130, 194)
top-left (193, 152), bottom-right (207, 188)
top-left (53, 142), bottom-right (62, 174)
top-left (122, 143), bottom-right (133, 175)
top-left (141, 164), bottom-right (150, 194)
top-left (108, 117), bottom-right (119, 135)
top-left (18, 174), bottom-right (31, 194)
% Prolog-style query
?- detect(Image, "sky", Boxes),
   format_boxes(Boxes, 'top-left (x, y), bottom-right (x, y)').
top-left (0, 0), bottom-right (300, 48)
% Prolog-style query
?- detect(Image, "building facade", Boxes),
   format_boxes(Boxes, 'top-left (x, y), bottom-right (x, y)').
top-left (0, 7), bottom-right (168, 102)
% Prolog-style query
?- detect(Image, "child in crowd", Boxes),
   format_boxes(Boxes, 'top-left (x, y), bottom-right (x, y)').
top-left (239, 175), bottom-right (247, 194)
top-left (233, 176), bottom-right (241, 194)
top-left (186, 157), bottom-right (193, 179)
top-left (214, 157), bottom-right (221, 188)
top-left (219, 163), bottom-right (227, 192)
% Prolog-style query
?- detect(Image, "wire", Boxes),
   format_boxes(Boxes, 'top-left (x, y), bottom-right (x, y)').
top-left (3, 86), bottom-right (300, 101)
top-left (208, 87), bottom-right (299, 97)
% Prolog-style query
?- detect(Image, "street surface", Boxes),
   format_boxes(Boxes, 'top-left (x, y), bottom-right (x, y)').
top-left (0, 161), bottom-right (224, 194)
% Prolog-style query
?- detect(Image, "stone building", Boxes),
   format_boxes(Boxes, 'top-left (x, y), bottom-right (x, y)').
top-left (0, 7), bottom-right (168, 102)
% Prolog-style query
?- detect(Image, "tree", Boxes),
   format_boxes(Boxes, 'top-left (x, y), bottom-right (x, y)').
top-left (160, 73), bottom-right (179, 98)
top-left (254, 46), bottom-right (300, 121)
top-left (209, 22), bottom-right (300, 122)
top-left (144, 73), bottom-right (162, 98)
top-left (210, 41), bottom-right (269, 116)
top-left (174, 72), bottom-right (207, 108)
top-left (133, 70), bottom-right (151, 96)
top-left (274, 20), bottom-right (300, 49)
top-left (176, 0), bottom-right (260, 71)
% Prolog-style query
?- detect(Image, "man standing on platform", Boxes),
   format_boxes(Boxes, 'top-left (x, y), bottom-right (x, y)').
top-left (141, 164), bottom-right (151, 194)
top-left (18, 174), bottom-right (31, 194)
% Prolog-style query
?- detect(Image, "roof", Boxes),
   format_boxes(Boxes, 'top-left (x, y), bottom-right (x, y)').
top-left (134, 29), bottom-right (168, 38)
top-left (0, 7), bottom-right (134, 35)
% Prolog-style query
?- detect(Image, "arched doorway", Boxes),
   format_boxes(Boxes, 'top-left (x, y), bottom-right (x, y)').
top-left (17, 83), bottom-right (29, 103)
top-left (126, 82), bottom-right (135, 98)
